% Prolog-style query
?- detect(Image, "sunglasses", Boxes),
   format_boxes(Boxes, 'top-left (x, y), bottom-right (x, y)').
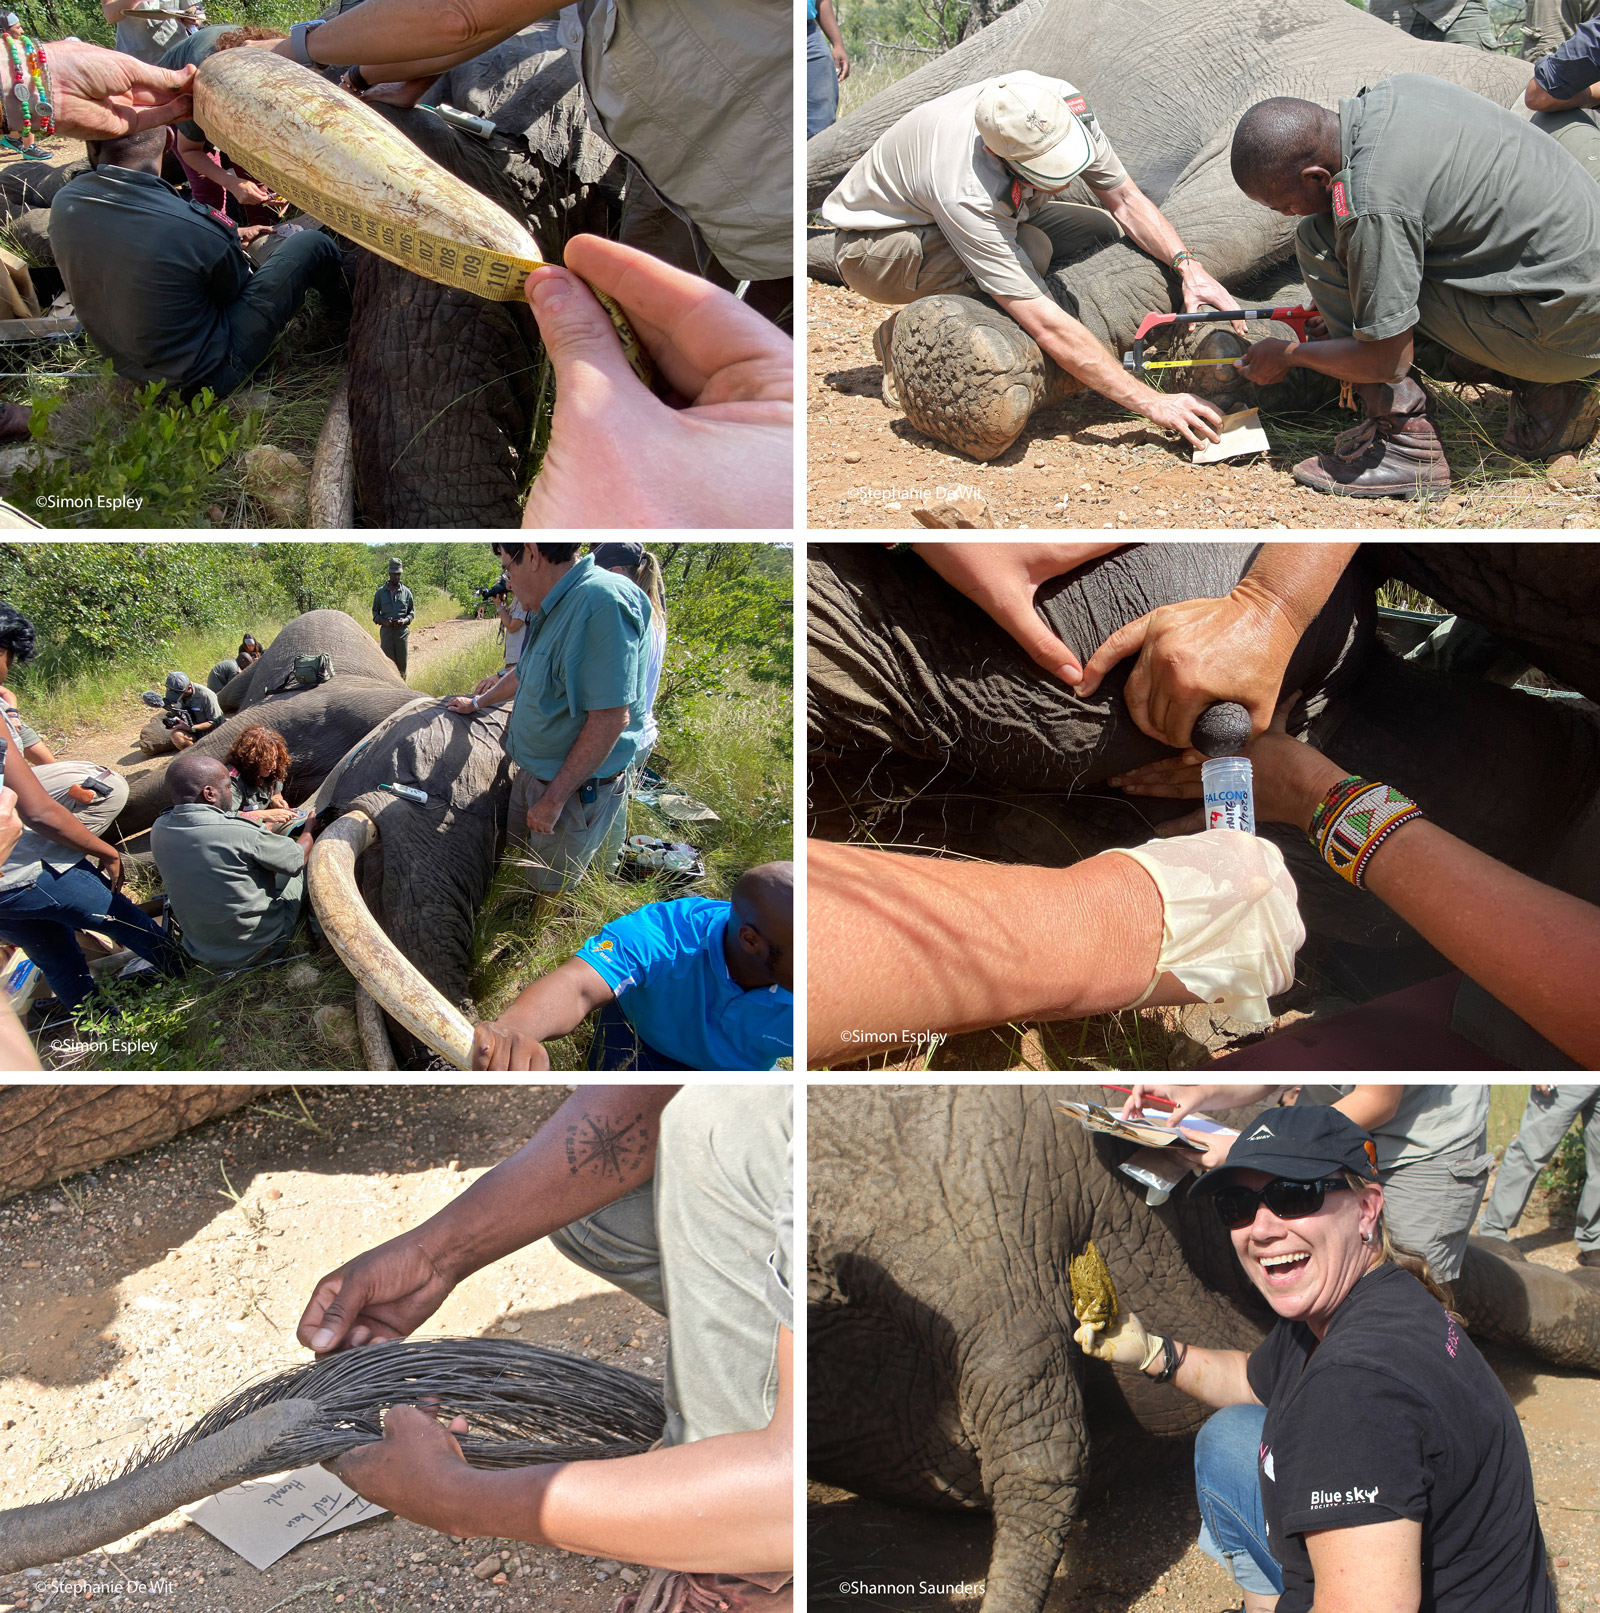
top-left (1210, 1176), bottom-right (1351, 1231)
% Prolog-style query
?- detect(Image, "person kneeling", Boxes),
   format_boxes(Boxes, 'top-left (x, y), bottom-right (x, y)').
top-left (472, 863), bottom-right (794, 1071)
top-left (150, 753), bottom-right (314, 968)
top-left (50, 126), bottom-right (347, 400)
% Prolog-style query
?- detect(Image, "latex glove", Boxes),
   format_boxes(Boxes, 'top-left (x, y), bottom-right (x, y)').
top-left (521, 235), bottom-right (791, 529)
top-left (1075, 1310), bottom-right (1163, 1371)
top-left (1109, 829), bottom-right (1304, 1024)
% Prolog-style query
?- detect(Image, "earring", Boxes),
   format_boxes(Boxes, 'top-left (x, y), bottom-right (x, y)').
top-left (1361, 1231), bottom-right (1373, 1245)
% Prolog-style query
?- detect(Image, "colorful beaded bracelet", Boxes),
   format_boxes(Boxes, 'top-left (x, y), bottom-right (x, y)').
top-left (1309, 775), bottom-right (1424, 889)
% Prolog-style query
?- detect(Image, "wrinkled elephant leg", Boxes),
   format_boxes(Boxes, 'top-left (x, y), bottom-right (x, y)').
top-left (1454, 1236), bottom-right (1600, 1369)
top-left (884, 293), bottom-right (1078, 462)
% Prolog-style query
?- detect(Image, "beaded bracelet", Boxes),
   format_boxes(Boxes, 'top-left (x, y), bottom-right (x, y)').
top-left (1309, 774), bottom-right (1424, 889)
top-left (1171, 249), bottom-right (1197, 270)
top-left (5, 33), bottom-right (54, 144)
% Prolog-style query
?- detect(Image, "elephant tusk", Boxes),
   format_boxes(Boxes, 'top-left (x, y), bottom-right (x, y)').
top-left (307, 809), bottom-right (476, 1069)
top-left (354, 982), bottom-right (397, 1071)
top-left (0, 1400), bottom-right (319, 1574)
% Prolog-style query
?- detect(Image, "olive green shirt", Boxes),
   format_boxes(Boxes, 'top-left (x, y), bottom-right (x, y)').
top-left (1333, 75), bottom-right (1600, 358)
top-left (150, 801), bottom-right (305, 968)
top-left (372, 583), bottom-right (414, 632)
top-left (165, 682), bottom-right (223, 728)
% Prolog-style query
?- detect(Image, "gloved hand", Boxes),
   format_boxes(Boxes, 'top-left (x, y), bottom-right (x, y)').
top-left (1074, 1309), bottom-right (1164, 1371)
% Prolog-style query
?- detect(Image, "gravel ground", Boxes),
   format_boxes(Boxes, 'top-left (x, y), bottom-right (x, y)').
top-left (809, 1183), bottom-right (1600, 1612)
top-left (0, 1085), bottom-right (667, 1613)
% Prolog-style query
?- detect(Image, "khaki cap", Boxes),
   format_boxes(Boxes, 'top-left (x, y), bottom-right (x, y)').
top-left (974, 77), bottom-right (1093, 188)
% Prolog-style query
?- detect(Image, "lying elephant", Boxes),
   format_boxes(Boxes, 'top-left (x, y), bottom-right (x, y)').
top-left (805, 0), bottom-right (1533, 460)
top-left (809, 1085), bottom-right (1600, 1613)
top-left (808, 542), bottom-right (1600, 978)
top-left (112, 609), bottom-right (515, 1067)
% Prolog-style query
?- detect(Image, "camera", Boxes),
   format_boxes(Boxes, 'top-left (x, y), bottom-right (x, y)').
top-left (476, 579), bottom-right (510, 601)
top-left (162, 710), bottom-right (194, 731)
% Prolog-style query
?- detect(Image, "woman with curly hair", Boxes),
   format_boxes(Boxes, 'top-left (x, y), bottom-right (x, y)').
top-left (225, 724), bottom-right (292, 819)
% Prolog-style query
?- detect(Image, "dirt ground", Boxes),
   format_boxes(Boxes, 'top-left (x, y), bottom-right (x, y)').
top-left (807, 281), bottom-right (1600, 531)
top-left (808, 1173), bottom-right (1600, 1613)
top-left (0, 1085), bottom-right (669, 1613)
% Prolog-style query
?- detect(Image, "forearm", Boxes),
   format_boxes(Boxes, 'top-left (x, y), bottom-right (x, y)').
top-left (427, 1402), bottom-right (791, 1571)
top-left (22, 742), bottom-right (54, 766)
top-left (541, 708), bottom-right (628, 807)
top-left (298, 0), bottom-right (549, 69)
top-left (817, 0), bottom-right (845, 50)
top-left (1234, 541), bottom-right (1361, 641)
top-left (414, 1086), bottom-right (676, 1283)
top-left (477, 669), bottom-right (519, 706)
top-left (1330, 1085), bottom-right (1403, 1132)
top-left (1362, 819), bottom-right (1600, 1068)
top-left (494, 962), bottom-right (609, 1043)
top-left (1100, 180), bottom-right (1184, 268)
top-left (1000, 294), bottom-right (1170, 419)
top-left (1526, 77), bottom-right (1600, 109)
top-left (809, 839), bottom-right (1190, 1059)
top-left (1281, 331), bottom-right (1413, 385)
top-left (1160, 1342), bottom-right (1257, 1410)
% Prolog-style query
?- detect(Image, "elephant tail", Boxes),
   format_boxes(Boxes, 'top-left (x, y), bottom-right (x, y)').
top-left (1454, 1236), bottom-right (1600, 1371)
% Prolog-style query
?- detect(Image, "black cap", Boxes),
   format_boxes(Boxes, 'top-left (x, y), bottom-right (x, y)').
top-left (1189, 1104), bottom-right (1378, 1196)
top-left (592, 542), bottom-right (645, 570)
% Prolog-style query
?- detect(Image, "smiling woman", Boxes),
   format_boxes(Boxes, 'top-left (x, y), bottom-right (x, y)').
top-left (1073, 1105), bottom-right (1557, 1613)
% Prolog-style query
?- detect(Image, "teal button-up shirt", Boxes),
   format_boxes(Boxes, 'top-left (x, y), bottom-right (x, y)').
top-left (506, 556), bottom-right (651, 780)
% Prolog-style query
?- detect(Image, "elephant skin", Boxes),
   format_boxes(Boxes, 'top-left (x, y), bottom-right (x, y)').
top-left (809, 1085), bottom-right (1600, 1613)
top-left (345, 22), bottom-right (625, 527)
top-left (807, 541), bottom-right (1600, 954)
top-left (806, 0), bottom-right (1534, 459)
top-left (116, 609), bottom-right (416, 836)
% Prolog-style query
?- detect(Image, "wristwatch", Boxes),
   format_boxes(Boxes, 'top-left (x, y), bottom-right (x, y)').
top-left (289, 18), bottom-right (325, 67)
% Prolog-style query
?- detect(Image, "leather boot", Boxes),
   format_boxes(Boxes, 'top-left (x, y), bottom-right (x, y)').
top-left (872, 311), bottom-right (902, 410)
top-left (1291, 377), bottom-right (1451, 498)
top-left (1502, 377), bottom-right (1600, 459)
top-left (1445, 353), bottom-right (1517, 390)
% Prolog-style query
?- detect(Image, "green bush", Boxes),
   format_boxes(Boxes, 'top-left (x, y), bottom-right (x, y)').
top-left (15, 378), bottom-right (241, 530)
top-left (1536, 1123), bottom-right (1588, 1211)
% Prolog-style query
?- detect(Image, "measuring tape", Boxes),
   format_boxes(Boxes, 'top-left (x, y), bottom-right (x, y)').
top-left (240, 156), bottom-right (655, 388)
top-left (1123, 353), bottom-right (1245, 372)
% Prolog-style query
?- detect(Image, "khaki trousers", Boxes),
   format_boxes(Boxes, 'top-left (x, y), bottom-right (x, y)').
top-left (834, 200), bottom-right (1122, 305)
top-left (508, 765), bottom-right (629, 893)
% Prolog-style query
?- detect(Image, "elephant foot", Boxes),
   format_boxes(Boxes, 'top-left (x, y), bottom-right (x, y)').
top-left (884, 294), bottom-right (1075, 462)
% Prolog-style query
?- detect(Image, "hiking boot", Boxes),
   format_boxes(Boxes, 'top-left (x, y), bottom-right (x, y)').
top-left (1501, 377), bottom-right (1600, 459)
top-left (872, 311), bottom-right (902, 410)
top-left (1291, 377), bottom-right (1451, 498)
top-left (1445, 353), bottom-right (1516, 389)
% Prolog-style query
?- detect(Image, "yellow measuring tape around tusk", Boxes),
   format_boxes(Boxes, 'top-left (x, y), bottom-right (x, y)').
top-left (1123, 354), bottom-right (1247, 371)
top-left (192, 48), bottom-right (654, 388)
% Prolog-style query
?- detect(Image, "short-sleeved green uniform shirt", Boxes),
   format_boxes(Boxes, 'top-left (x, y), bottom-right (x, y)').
top-left (1329, 75), bottom-right (1600, 365)
top-left (167, 682), bottom-right (223, 727)
top-left (150, 801), bottom-right (305, 967)
top-left (507, 555), bottom-right (651, 781)
top-left (372, 583), bottom-right (414, 630)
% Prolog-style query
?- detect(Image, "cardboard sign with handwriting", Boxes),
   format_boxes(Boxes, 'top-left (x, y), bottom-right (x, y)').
top-left (182, 1467), bottom-right (387, 1569)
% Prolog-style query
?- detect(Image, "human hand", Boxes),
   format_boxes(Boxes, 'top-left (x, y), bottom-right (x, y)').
top-left (169, 729), bottom-right (194, 750)
top-left (1074, 1308), bottom-right (1160, 1370)
top-left (525, 795), bottom-right (562, 836)
top-left (1077, 588), bottom-right (1303, 750)
top-left (231, 179), bottom-right (274, 207)
top-left (910, 542), bottom-right (1124, 684)
top-left (472, 674), bottom-right (500, 699)
top-left (297, 1232), bottom-right (458, 1353)
top-left (236, 224), bottom-right (274, 245)
top-left (329, 1404), bottom-right (471, 1525)
top-left (91, 847), bottom-right (123, 894)
top-left (445, 696), bottom-right (477, 715)
top-left (520, 235), bottom-right (791, 529)
top-left (1142, 391), bottom-right (1223, 449)
top-left (831, 41), bottom-right (850, 79)
top-left (357, 77), bottom-right (435, 108)
top-left (1178, 265), bottom-right (1246, 335)
top-left (0, 786), bottom-right (20, 864)
top-left (1112, 696), bottom-right (1349, 831)
top-left (48, 41), bottom-right (197, 139)
top-left (1114, 1083), bottom-right (1216, 1126)
top-left (1176, 1126), bottom-right (1235, 1170)
top-left (1234, 337), bottom-right (1297, 387)
top-left (470, 1018), bottom-right (553, 1071)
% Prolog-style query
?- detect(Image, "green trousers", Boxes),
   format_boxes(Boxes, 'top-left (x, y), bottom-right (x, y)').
top-left (1296, 211), bottom-right (1600, 383)
top-left (378, 625), bottom-right (408, 678)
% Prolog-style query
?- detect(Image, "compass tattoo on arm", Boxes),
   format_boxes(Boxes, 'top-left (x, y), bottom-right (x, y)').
top-left (564, 1110), bottom-right (653, 1181)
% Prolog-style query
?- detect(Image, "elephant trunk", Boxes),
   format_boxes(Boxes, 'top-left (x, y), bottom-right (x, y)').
top-left (0, 1400), bottom-right (320, 1574)
top-left (1455, 1238), bottom-right (1600, 1371)
top-left (306, 810), bottom-right (476, 1069)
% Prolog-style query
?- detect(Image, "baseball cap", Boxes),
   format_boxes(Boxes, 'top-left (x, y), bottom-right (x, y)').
top-left (165, 670), bottom-right (191, 695)
top-left (593, 542), bottom-right (645, 570)
top-left (1189, 1104), bottom-right (1378, 1196)
top-left (974, 77), bottom-right (1093, 189)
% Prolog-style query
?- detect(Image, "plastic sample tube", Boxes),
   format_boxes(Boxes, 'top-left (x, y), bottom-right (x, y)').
top-left (1201, 756), bottom-right (1255, 835)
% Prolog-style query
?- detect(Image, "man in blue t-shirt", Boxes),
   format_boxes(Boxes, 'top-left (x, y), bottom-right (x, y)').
top-left (469, 862), bottom-right (794, 1070)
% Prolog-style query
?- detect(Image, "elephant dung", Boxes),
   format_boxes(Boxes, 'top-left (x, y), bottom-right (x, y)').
top-left (312, 1003), bottom-right (358, 1053)
top-left (242, 445), bottom-right (310, 527)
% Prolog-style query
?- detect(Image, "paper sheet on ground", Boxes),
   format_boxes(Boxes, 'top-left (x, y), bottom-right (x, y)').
top-left (1192, 407), bottom-right (1270, 464)
top-left (182, 1467), bottom-right (387, 1569)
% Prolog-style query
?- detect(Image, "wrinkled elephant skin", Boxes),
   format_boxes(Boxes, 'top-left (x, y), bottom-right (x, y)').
top-left (806, 0), bottom-right (1533, 459)
top-left (809, 1086), bottom-right (1600, 1613)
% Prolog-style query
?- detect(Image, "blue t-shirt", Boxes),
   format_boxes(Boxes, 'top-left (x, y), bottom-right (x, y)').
top-left (577, 896), bottom-right (793, 1070)
top-left (1535, 19), bottom-right (1600, 101)
top-left (507, 555), bottom-right (651, 780)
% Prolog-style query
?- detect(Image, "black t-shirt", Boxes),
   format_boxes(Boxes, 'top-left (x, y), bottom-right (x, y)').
top-left (1246, 1263), bottom-right (1555, 1613)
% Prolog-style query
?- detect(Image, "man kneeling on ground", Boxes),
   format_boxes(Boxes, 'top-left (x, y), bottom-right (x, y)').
top-left (49, 125), bottom-right (347, 400)
top-left (472, 862), bottom-right (794, 1071)
top-left (150, 752), bottom-right (315, 968)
